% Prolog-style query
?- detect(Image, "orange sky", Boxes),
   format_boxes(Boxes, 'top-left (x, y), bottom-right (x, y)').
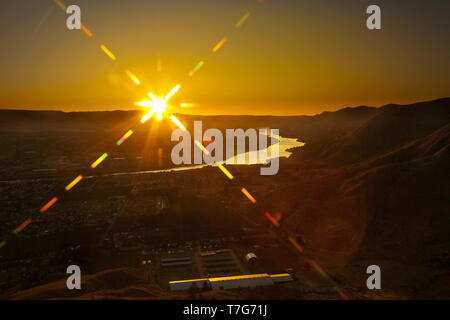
top-left (0, 0), bottom-right (449, 115)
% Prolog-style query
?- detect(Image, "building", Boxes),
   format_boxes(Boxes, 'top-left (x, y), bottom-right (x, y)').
top-left (161, 256), bottom-right (192, 268)
top-left (169, 273), bottom-right (293, 291)
top-left (209, 274), bottom-right (273, 290)
top-left (269, 273), bottom-right (293, 283)
top-left (201, 250), bottom-right (241, 277)
top-left (245, 252), bottom-right (258, 267)
top-left (169, 278), bottom-right (210, 291)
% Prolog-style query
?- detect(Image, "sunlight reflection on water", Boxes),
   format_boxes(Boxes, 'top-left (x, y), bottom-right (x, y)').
top-left (0, 136), bottom-right (305, 183)
top-left (105, 134), bottom-right (305, 177)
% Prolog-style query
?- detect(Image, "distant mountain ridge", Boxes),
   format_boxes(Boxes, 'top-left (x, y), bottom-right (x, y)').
top-left (2, 98), bottom-right (446, 147)
top-left (320, 98), bottom-right (450, 165)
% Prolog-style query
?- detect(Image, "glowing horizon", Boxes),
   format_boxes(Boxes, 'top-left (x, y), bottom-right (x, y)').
top-left (0, 1), bottom-right (449, 115)
top-left (136, 84), bottom-right (181, 121)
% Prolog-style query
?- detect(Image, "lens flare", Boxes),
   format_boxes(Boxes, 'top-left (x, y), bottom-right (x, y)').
top-left (288, 235), bottom-right (304, 253)
top-left (91, 153), bottom-right (108, 168)
top-left (13, 218), bottom-right (32, 235)
top-left (156, 110), bottom-right (163, 120)
top-left (170, 115), bottom-right (186, 131)
top-left (140, 110), bottom-right (155, 123)
top-left (164, 84), bottom-right (181, 101)
top-left (148, 92), bottom-right (158, 101)
top-left (80, 23), bottom-right (93, 37)
top-left (54, 0), bottom-right (66, 11)
top-left (236, 12), bottom-right (250, 28)
top-left (218, 164), bottom-right (234, 180)
top-left (213, 37), bottom-right (228, 53)
top-left (116, 130), bottom-right (134, 146)
top-left (180, 103), bottom-right (196, 108)
top-left (137, 85), bottom-right (181, 121)
top-left (264, 211), bottom-right (280, 227)
top-left (195, 140), bottom-right (210, 155)
top-left (40, 197), bottom-right (58, 213)
top-left (100, 44), bottom-right (116, 61)
top-left (125, 70), bottom-right (140, 85)
top-left (189, 60), bottom-right (205, 76)
top-left (65, 175), bottom-right (83, 191)
top-left (241, 187), bottom-right (257, 204)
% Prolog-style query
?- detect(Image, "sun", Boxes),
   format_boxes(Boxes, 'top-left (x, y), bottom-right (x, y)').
top-left (135, 84), bottom-right (181, 122)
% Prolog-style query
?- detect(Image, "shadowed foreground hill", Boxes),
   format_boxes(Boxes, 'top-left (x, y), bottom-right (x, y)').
top-left (10, 267), bottom-right (400, 300)
top-left (8, 268), bottom-right (240, 300)
top-left (9, 268), bottom-right (165, 300)
top-left (10, 267), bottom-right (341, 300)
top-left (275, 98), bottom-right (450, 298)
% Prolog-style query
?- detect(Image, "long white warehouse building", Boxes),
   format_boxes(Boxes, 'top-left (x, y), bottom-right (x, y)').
top-left (169, 273), bottom-right (293, 291)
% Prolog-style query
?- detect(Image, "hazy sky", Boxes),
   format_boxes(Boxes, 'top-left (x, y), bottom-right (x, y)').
top-left (0, 0), bottom-right (449, 115)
